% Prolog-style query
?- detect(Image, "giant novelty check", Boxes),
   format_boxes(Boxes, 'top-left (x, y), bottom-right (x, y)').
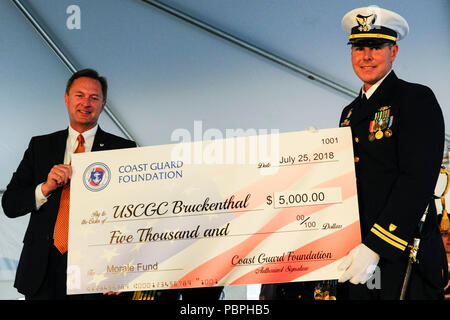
top-left (67, 127), bottom-right (361, 294)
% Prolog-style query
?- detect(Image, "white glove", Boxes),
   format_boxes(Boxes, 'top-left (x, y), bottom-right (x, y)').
top-left (338, 243), bottom-right (380, 284)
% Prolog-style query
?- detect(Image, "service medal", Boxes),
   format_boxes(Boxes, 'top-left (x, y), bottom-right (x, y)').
top-left (341, 108), bottom-right (353, 127)
top-left (375, 130), bottom-right (383, 140)
top-left (373, 123), bottom-right (380, 131)
top-left (388, 115), bottom-right (393, 128)
top-left (384, 128), bottom-right (393, 138)
top-left (369, 106), bottom-right (393, 142)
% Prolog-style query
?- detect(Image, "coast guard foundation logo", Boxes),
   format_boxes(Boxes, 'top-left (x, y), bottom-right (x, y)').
top-left (83, 162), bottom-right (111, 192)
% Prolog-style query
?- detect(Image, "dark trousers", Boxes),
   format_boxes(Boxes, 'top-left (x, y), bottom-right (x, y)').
top-left (261, 259), bottom-right (445, 300)
top-left (26, 245), bottom-right (131, 300)
top-left (260, 281), bottom-right (328, 300)
top-left (179, 287), bottom-right (224, 300)
top-left (26, 245), bottom-right (83, 300)
top-left (339, 258), bottom-right (445, 300)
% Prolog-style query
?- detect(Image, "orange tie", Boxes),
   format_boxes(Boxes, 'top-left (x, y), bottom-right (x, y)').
top-left (54, 134), bottom-right (85, 254)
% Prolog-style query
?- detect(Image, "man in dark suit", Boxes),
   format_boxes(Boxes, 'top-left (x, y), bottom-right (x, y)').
top-left (2, 69), bottom-right (136, 299)
top-left (337, 7), bottom-right (447, 299)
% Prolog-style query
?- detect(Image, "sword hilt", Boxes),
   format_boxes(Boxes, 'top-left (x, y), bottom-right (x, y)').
top-left (407, 238), bottom-right (421, 264)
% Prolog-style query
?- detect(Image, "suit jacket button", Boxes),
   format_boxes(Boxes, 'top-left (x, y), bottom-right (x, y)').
top-left (354, 156), bottom-right (360, 163)
top-left (354, 137), bottom-right (359, 143)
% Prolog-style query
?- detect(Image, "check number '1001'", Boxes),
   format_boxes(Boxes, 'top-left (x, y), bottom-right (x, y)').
top-left (268, 187), bottom-right (342, 208)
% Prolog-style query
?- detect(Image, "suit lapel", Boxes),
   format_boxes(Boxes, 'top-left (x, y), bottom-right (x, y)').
top-left (350, 71), bottom-right (399, 127)
top-left (92, 126), bottom-right (107, 152)
top-left (45, 129), bottom-right (68, 210)
top-left (51, 129), bottom-right (68, 165)
top-left (350, 96), bottom-right (379, 127)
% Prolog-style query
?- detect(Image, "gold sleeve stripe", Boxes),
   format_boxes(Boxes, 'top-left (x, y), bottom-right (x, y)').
top-left (373, 224), bottom-right (408, 246)
top-left (370, 224), bottom-right (407, 251)
top-left (370, 228), bottom-right (406, 250)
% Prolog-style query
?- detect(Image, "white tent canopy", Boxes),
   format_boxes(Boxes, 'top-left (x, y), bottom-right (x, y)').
top-left (1, 0), bottom-right (448, 299)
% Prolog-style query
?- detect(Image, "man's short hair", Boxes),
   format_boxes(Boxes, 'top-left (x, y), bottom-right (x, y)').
top-left (65, 68), bottom-right (108, 101)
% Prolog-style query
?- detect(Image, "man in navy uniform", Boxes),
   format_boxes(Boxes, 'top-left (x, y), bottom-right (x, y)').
top-left (337, 6), bottom-right (447, 299)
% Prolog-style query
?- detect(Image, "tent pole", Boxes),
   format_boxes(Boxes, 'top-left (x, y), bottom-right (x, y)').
top-left (11, 0), bottom-right (139, 145)
top-left (140, 0), bottom-right (359, 98)
top-left (141, 1), bottom-right (450, 147)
